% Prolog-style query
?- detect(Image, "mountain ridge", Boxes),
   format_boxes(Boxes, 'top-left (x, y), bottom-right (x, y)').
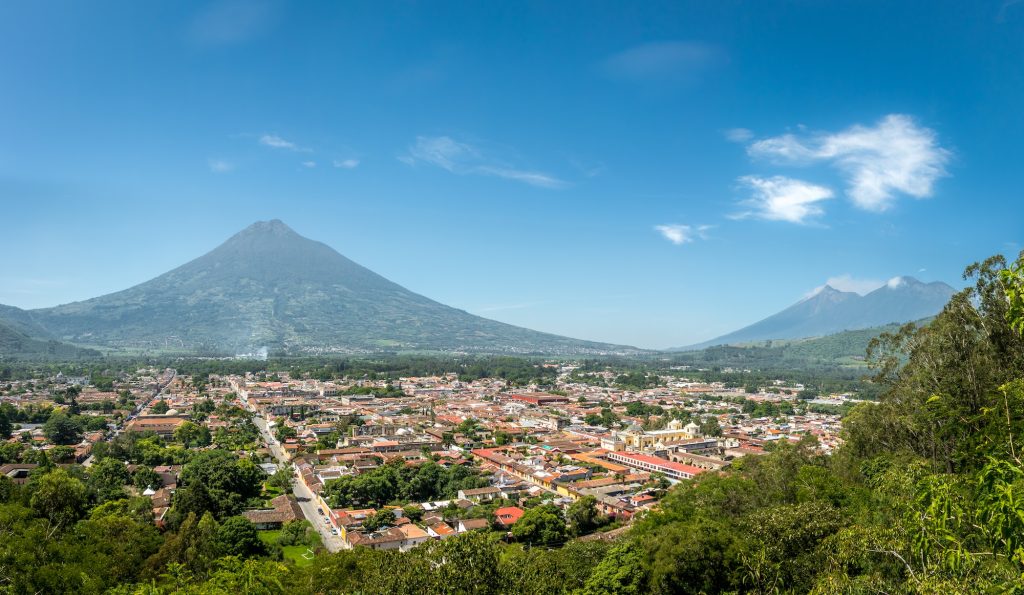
top-left (4, 220), bottom-right (639, 356)
top-left (675, 276), bottom-right (955, 350)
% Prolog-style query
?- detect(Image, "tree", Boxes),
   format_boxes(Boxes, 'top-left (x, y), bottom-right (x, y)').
top-left (133, 465), bottom-right (163, 491)
top-left (699, 416), bottom-right (723, 437)
top-left (0, 407), bottom-right (11, 439)
top-left (217, 516), bottom-right (266, 558)
top-left (149, 511), bottom-right (223, 579)
top-left (43, 411), bottom-right (82, 445)
top-left (91, 496), bottom-right (155, 524)
top-left (566, 495), bottom-right (605, 536)
top-left (174, 449), bottom-right (264, 520)
top-left (174, 420), bottom-right (212, 447)
top-left (267, 464), bottom-right (294, 491)
top-left (88, 457), bottom-right (130, 503)
top-left (151, 400), bottom-right (170, 414)
top-left (579, 540), bottom-right (649, 595)
top-left (275, 424), bottom-right (297, 442)
top-left (30, 468), bottom-right (87, 528)
top-left (0, 474), bottom-right (14, 503)
top-left (47, 445), bottom-right (74, 464)
top-left (362, 509), bottom-right (395, 532)
top-left (510, 504), bottom-right (567, 546)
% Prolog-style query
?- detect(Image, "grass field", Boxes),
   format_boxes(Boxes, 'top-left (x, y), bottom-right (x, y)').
top-left (258, 530), bottom-right (316, 568)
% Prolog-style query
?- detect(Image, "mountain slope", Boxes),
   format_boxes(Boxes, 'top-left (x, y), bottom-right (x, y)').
top-left (0, 319), bottom-right (101, 360)
top-left (679, 277), bottom-right (955, 349)
top-left (25, 220), bottom-right (635, 355)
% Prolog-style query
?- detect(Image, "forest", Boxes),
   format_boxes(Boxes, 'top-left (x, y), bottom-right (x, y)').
top-left (0, 253), bottom-right (1022, 594)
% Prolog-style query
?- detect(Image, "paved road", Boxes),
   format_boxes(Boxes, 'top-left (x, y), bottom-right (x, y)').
top-left (251, 412), bottom-right (347, 552)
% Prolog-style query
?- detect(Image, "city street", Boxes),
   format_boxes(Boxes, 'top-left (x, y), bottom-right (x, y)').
top-left (251, 412), bottom-right (347, 552)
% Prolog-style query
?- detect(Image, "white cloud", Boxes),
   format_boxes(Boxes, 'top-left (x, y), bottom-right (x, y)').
top-left (407, 136), bottom-right (478, 172)
top-left (208, 159), bottom-right (233, 173)
top-left (748, 114), bottom-right (950, 211)
top-left (603, 41), bottom-right (725, 83)
top-left (806, 274), bottom-right (885, 297)
top-left (302, 161), bottom-right (316, 168)
top-left (733, 175), bottom-right (834, 224)
top-left (654, 224), bottom-right (712, 245)
top-left (724, 128), bottom-right (754, 143)
top-left (887, 276), bottom-right (906, 289)
top-left (333, 158), bottom-right (360, 169)
top-left (259, 134), bottom-right (309, 152)
top-left (475, 165), bottom-right (565, 189)
top-left (401, 135), bottom-right (567, 189)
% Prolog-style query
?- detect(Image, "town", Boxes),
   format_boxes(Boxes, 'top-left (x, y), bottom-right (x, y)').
top-left (0, 361), bottom-right (846, 561)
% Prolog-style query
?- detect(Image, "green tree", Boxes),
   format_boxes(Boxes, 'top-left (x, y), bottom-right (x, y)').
top-left (174, 420), bottom-right (212, 447)
top-left (173, 449), bottom-right (264, 520)
top-left (510, 504), bottom-right (567, 546)
top-left (30, 468), bottom-right (87, 528)
top-left (566, 495), bottom-right (604, 536)
top-left (217, 515), bottom-right (266, 558)
top-left (91, 496), bottom-right (155, 524)
top-left (88, 456), bottom-right (131, 503)
top-left (43, 411), bottom-right (83, 445)
top-left (148, 511), bottom-right (223, 579)
top-left (0, 407), bottom-right (11, 439)
top-left (267, 464), bottom-right (294, 491)
top-left (133, 465), bottom-right (163, 491)
top-left (579, 540), bottom-right (649, 595)
top-left (362, 509), bottom-right (395, 532)
top-left (275, 424), bottom-right (297, 442)
top-left (47, 444), bottom-right (75, 463)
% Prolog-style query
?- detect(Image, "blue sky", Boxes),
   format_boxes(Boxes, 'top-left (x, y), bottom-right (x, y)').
top-left (1, 1), bottom-right (1022, 349)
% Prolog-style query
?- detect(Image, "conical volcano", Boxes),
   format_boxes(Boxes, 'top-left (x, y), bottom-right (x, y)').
top-left (25, 220), bottom-right (632, 355)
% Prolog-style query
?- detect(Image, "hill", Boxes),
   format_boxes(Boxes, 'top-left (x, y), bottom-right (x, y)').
top-left (15, 220), bottom-right (636, 356)
top-left (679, 277), bottom-right (954, 349)
top-left (0, 318), bottom-right (101, 360)
top-left (672, 321), bottom-right (919, 371)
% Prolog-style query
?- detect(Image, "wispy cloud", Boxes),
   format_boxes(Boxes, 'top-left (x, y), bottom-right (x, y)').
top-left (806, 274), bottom-right (885, 297)
top-left (208, 159), bottom-right (233, 173)
top-left (188, 0), bottom-right (275, 46)
top-left (733, 175), bottom-right (834, 224)
top-left (259, 134), bottom-right (309, 152)
top-left (724, 128), bottom-right (754, 143)
top-left (602, 41), bottom-right (725, 83)
top-left (654, 224), bottom-right (712, 245)
top-left (301, 161), bottom-right (316, 168)
top-left (401, 135), bottom-right (566, 189)
top-left (748, 114), bottom-right (951, 211)
top-left (333, 158), bottom-right (360, 169)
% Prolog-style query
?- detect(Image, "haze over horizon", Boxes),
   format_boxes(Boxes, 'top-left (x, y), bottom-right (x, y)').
top-left (2, 1), bottom-right (1022, 348)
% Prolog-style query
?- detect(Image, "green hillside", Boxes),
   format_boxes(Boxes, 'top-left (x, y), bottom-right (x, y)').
top-left (675, 320), bottom-right (927, 369)
top-left (0, 319), bottom-right (101, 360)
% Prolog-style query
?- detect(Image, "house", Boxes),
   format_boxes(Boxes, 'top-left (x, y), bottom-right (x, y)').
top-left (457, 486), bottom-right (501, 501)
top-left (0, 463), bottom-right (37, 484)
top-left (124, 416), bottom-right (188, 439)
top-left (606, 451), bottom-right (706, 481)
top-left (457, 518), bottom-right (490, 533)
top-left (426, 521), bottom-right (457, 539)
top-left (494, 506), bottom-right (525, 528)
top-left (347, 524), bottom-right (430, 552)
top-left (242, 494), bottom-right (304, 530)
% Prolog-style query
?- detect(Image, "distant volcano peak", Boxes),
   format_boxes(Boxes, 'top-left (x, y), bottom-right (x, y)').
top-left (17, 220), bottom-right (635, 355)
top-left (678, 274), bottom-right (956, 349)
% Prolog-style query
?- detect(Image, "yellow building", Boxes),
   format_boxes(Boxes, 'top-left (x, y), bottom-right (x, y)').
top-left (618, 419), bottom-right (702, 450)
